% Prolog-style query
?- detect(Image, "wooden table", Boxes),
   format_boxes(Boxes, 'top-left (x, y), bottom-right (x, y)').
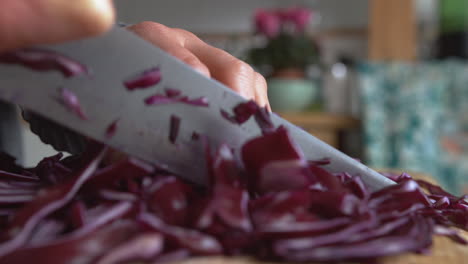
top-left (277, 112), bottom-right (360, 149)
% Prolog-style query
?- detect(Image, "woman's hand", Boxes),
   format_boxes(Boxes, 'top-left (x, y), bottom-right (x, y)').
top-left (127, 22), bottom-right (269, 108)
top-left (2, 2), bottom-right (270, 162)
top-left (0, 2), bottom-right (268, 107)
top-left (0, 0), bottom-right (115, 52)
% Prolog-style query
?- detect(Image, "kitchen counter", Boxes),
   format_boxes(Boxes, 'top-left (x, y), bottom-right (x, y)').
top-left (278, 112), bottom-right (360, 149)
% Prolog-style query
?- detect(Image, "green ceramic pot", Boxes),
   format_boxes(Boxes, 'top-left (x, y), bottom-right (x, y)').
top-left (267, 78), bottom-right (318, 112)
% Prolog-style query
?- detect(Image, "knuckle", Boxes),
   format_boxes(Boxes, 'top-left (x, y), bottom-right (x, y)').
top-left (73, 5), bottom-right (115, 36)
top-left (229, 59), bottom-right (254, 76)
top-left (255, 72), bottom-right (268, 89)
top-left (172, 28), bottom-right (203, 46)
top-left (129, 21), bottom-right (170, 34)
top-left (173, 28), bottom-right (195, 38)
top-left (179, 53), bottom-right (201, 66)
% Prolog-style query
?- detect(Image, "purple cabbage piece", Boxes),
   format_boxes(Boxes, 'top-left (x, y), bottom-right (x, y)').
top-left (220, 100), bottom-right (258, 124)
top-left (33, 153), bottom-right (71, 185)
top-left (169, 115), bottom-right (181, 144)
top-left (0, 193), bottom-right (35, 205)
top-left (206, 145), bottom-right (252, 232)
top-left (56, 87), bottom-right (88, 120)
top-left (180, 96), bottom-right (209, 107)
top-left (69, 201), bottom-right (86, 229)
top-left (1, 221), bottom-right (137, 264)
top-left (144, 94), bottom-right (175, 105)
top-left (242, 127), bottom-right (311, 193)
top-left (98, 189), bottom-right (137, 202)
top-left (95, 232), bottom-right (163, 264)
top-left (144, 92), bottom-right (209, 107)
top-left (0, 170), bottom-right (38, 182)
top-left (84, 158), bottom-right (154, 191)
top-left (105, 119), bottom-right (119, 139)
top-left (146, 176), bottom-right (190, 226)
top-left (0, 48), bottom-right (89, 78)
top-left (139, 212), bottom-right (223, 255)
top-left (0, 112), bottom-right (465, 264)
top-left (27, 220), bottom-right (65, 246)
top-left (124, 66), bottom-right (161, 90)
top-left (307, 158), bottom-right (331, 166)
top-left (165, 88), bottom-right (182, 98)
top-left (274, 215), bottom-right (434, 262)
top-left (0, 144), bottom-right (106, 258)
top-left (221, 101), bottom-right (274, 134)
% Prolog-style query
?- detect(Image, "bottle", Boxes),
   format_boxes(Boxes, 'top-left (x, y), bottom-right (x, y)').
top-left (323, 56), bottom-right (359, 117)
top-left (437, 0), bottom-right (468, 59)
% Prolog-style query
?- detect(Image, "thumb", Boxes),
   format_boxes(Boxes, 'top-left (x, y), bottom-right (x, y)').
top-left (0, 0), bottom-right (115, 52)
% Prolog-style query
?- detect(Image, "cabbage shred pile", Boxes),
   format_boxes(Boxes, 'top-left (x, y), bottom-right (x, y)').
top-left (0, 126), bottom-right (466, 264)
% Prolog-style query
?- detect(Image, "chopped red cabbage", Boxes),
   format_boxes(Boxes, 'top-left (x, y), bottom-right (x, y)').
top-left (144, 90), bottom-right (209, 107)
top-left (95, 233), bottom-right (163, 264)
top-left (56, 88), bottom-right (88, 120)
top-left (221, 100), bottom-right (274, 134)
top-left (0, 124), bottom-right (466, 263)
top-left (105, 119), bottom-right (119, 139)
top-left (221, 100), bottom-right (258, 124)
top-left (0, 144), bottom-right (106, 258)
top-left (241, 127), bottom-right (311, 193)
top-left (179, 96), bottom-right (209, 107)
top-left (169, 115), bottom-right (181, 144)
top-left (139, 212), bottom-right (223, 255)
top-left (69, 201), bottom-right (86, 229)
top-left (0, 221), bottom-right (137, 264)
top-left (0, 48), bottom-right (89, 78)
top-left (164, 88), bottom-right (182, 98)
top-left (146, 176), bottom-right (190, 226)
top-left (144, 94), bottom-right (174, 105)
top-left (191, 132), bottom-right (200, 141)
top-left (124, 67), bottom-right (161, 90)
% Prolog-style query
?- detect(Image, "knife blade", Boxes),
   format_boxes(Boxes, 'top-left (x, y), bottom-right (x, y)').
top-left (0, 27), bottom-right (394, 190)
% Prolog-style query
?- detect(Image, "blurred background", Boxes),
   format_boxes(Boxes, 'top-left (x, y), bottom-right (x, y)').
top-left (7, 0), bottom-right (468, 194)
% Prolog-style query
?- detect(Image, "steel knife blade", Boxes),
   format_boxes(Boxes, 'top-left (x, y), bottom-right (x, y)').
top-left (0, 27), bottom-right (394, 190)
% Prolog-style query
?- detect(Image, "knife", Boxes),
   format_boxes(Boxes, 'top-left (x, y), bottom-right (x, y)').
top-left (0, 27), bottom-right (395, 190)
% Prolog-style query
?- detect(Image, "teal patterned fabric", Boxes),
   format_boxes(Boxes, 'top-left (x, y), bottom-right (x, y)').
top-left (358, 61), bottom-right (468, 194)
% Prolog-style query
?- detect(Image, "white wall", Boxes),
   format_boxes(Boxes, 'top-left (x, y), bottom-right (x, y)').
top-left (114, 0), bottom-right (368, 33)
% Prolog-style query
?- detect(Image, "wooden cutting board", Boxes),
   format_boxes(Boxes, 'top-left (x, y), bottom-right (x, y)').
top-left (170, 171), bottom-right (468, 264)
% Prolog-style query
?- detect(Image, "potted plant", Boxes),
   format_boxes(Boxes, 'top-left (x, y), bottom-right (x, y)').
top-left (246, 7), bottom-right (320, 112)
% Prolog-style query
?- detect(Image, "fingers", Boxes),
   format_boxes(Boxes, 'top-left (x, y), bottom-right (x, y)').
top-left (190, 42), bottom-right (270, 108)
top-left (0, 0), bottom-right (115, 52)
top-left (253, 72), bottom-right (270, 110)
top-left (127, 22), bottom-right (210, 78)
top-left (127, 21), bottom-right (270, 108)
top-left (183, 36), bottom-right (256, 99)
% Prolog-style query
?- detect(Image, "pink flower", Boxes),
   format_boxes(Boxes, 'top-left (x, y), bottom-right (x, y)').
top-left (275, 8), bottom-right (293, 22)
top-left (254, 9), bottom-right (280, 38)
top-left (289, 7), bottom-right (312, 32)
top-left (275, 7), bottom-right (312, 33)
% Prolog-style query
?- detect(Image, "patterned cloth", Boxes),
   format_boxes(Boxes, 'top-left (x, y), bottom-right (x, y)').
top-left (358, 60), bottom-right (468, 194)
